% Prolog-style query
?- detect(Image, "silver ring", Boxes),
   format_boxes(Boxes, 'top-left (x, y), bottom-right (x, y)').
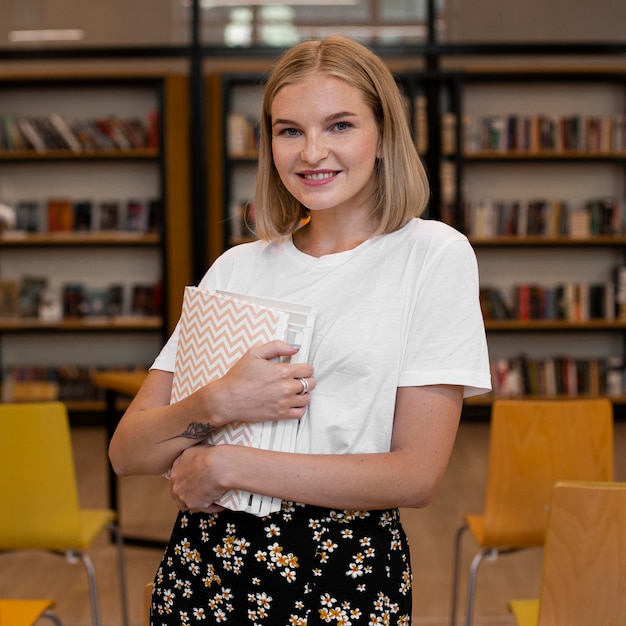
top-left (297, 377), bottom-right (309, 395)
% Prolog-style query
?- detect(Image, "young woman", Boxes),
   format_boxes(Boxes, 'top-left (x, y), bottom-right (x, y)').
top-left (109, 35), bottom-right (491, 625)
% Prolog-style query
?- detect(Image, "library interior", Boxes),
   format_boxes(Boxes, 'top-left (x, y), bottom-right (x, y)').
top-left (0, 1), bottom-right (625, 625)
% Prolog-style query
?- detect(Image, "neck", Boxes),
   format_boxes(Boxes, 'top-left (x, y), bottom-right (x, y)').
top-left (293, 214), bottom-right (377, 258)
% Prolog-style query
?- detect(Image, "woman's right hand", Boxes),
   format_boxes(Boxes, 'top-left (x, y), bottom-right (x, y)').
top-left (205, 339), bottom-right (315, 426)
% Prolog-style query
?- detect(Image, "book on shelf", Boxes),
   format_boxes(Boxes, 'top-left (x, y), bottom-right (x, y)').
top-left (227, 112), bottom-right (257, 156)
top-left (147, 110), bottom-right (160, 149)
top-left (47, 198), bottom-right (74, 232)
top-left (124, 199), bottom-right (149, 232)
top-left (131, 283), bottom-right (159, 316)
top-left (464, 195), bottom-right (626, 239)
top-left (122, 117), bottom-right (150, 148)
top-left (96, 200), bottom-right (122, 231)
top-left (170, 286), bottom-right (316, 517)
top-left (479, 287), bottom-right (514, 321)
top-left (19, 276), bottom-right (48, 318)
top-left (73, 200), bottom-right (94, 232)
top-left (483, 281), bottom-right (616, 322)
top-left (463, 112), bottom-right (626, 154)
top-left (107, 284), bottom-right (125, 316)
top-left (1, 115), bottom-right (29, 150)
top-left (14, 200), bottom-right (43, 233)
top-left (38, 288), bottom-right (63, 321)
top-left (48, 113), bottom-right (83, 153)
top-left (490, 355), bottom-right (622, 399)
top-left (586, 197), bottom-right (623, 236)
top-left (413, 95), bottom-right (429, 155)
top-left (16, 117), bottom-right (47, 153)
top-left (0, 279), bottom-right (19, 318)
top-left (62, 283), bottom-right (87, 318)
top-left (84, 287), bottom-right (110, 318)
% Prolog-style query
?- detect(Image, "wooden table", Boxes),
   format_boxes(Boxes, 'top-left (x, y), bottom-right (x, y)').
top-left (91, 369), bottom-right (166, 548)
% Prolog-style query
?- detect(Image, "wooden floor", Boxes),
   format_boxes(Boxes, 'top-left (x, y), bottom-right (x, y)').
top-left (2, 419), bottom-right (625, 626)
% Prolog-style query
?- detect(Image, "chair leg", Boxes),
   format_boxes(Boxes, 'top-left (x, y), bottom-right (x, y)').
top-left (66, 551), bottom-right (102, 626)
top-left (450, 522), bottom-right (468, 626)
top-left (109, 522), bottom-right (130, 626)
top-left (42, 610), bottom-right (64, 625)
top-left (464, 548), bottom-right (497, 626)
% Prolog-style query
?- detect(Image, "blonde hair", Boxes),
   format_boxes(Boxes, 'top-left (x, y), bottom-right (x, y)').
top-left (254, 35), bottom-right (430, 241)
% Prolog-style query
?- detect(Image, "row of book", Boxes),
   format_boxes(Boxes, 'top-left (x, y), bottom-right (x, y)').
top-left (9, 197), bottom-right (162, 235)
top-left (490, 355), bottom-right (625, 399)
top-left (480, 279), bottom-right (622, 323)
top-left (461, 196), bottom-right (625, 238)
top-left (227, 113), bottom-right (259, 157)
top-left (0, 112), bottom-right (159, 153)
top-left (463, 113), bottom-right (626, 154)
top-left (0, 277), bottom-right (162, 320)
top-left (1, 365), bottom-right (144, 403)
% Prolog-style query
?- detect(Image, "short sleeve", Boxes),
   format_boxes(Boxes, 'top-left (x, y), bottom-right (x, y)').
top-left (398, 237), bottom-right (492, 398)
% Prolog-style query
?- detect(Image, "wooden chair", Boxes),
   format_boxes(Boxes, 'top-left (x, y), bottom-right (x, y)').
top-left (449, 398), bottom-right (614, 626)
top-left (508, 480), bottom-right (626, 625)
top-left (0, 599), bottom-right (62, 625)
top-left (0, 402), bottom-right (129, 626)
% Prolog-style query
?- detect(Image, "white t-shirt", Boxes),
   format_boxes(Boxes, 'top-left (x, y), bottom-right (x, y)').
top-left (152, 218), bottom-right (491, 455)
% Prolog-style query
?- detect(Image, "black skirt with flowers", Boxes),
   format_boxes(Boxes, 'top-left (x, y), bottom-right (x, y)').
top-left (150, 501), bottom-right (412, 625)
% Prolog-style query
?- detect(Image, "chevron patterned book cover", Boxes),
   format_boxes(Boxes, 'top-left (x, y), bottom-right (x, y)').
top-left (170, 286), bottom-right (316, 516)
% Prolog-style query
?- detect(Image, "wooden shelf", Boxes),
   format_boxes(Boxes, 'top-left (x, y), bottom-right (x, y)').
top-left (0, 148), bottom-right (159, 161)
top-left (0, 316), bottom-right (162, 332)
top-left (463, 150), bottom-right (626, 161)
top-left (0, 232), bottom-right (160, 247)
top-left (470, 235), bottom-right (626, 247)
top-left (484, 319), bottom-right (626, 331)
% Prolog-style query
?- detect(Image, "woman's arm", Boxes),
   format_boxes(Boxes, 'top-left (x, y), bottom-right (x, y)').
top-left (168, 383), bottom-right (463, 512)
top-left (108, 340), bottom-right (315, 477)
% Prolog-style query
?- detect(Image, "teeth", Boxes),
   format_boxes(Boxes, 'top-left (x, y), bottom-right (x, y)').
top-left (304, 172), bottom-right (334, 180)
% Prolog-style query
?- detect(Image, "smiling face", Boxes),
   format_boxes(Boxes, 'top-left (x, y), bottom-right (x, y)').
top-left (270, 73), bottom-right (382, 219)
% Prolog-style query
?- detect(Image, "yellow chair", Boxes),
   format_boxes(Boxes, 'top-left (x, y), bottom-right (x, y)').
top-left (0, 402), bottom-right (128, 626)
top-left (0, 599), bottom-right (61, 625)
top-left (508, 480), bottom-right (626, 626)
top-left (450, 398), bottom-right (614, 626)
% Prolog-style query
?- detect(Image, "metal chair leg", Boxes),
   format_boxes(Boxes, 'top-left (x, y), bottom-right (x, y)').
top-left (109, 522), bottom-right (130, 626)
top-left (77, 552), bottom-right (101, 626)
top-left (450, 522), bottom-right (469, 626)
top-left (464, 548), bottom-right (497, 626)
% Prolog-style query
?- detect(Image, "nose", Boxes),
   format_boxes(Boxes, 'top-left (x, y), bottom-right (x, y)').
top-left (300, 132), bottom-right (327, 164)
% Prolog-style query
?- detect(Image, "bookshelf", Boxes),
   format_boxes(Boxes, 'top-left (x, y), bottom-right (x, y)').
top-left (442, 68), bottom-right (626, 403)
top-left (206, 72), bottom-right (265, 261)
top-left (208, 65), bottom-right (626, 405)
top-left (0, 73), bottom-right (191, 410)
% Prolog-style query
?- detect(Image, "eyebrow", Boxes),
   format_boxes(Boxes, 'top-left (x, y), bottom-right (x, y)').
top-left (272, 111), bottom-right (357, 127)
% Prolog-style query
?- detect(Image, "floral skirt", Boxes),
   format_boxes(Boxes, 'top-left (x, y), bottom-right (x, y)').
top-left (150, 501), bottom-right (412, 625)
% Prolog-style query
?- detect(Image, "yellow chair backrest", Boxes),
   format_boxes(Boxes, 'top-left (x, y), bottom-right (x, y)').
top-left (482, 398), bottom-right (614, 547)
top-left (0, 402), bottom-right (82, 550)
top-left (537, 480), bottom-right (626, 625)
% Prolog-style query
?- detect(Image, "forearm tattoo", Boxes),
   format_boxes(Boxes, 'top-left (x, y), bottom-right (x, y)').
top-left (158, 422), bottom-right (215, 443)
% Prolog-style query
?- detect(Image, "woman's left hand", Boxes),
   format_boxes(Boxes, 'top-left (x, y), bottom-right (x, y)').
top-left (168, 443), bottom-right (226, 513)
